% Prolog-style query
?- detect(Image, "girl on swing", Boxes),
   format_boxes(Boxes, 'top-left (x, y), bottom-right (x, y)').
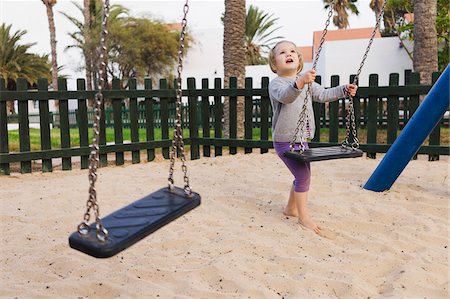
top-left (268, 40), bottom-right (358, 235)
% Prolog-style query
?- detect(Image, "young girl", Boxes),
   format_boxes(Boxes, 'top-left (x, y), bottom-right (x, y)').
top-left (268, 40), bottom-right (357, 235)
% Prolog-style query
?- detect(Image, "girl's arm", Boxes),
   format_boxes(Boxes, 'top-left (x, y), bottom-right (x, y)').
top-left (269, 78), bottom-right (301, 104)
top-left (312, 83), bottom-right (358, 103)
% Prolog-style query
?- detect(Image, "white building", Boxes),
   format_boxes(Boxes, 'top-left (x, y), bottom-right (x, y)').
top-left (182, 27), bottom-right (413, 88)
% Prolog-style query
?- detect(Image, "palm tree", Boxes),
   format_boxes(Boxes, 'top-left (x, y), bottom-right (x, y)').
top-left (323, 0), bottom-right (359, 29)
top-left (245, 4), bottom-right (283, 65)
top-left (413, 0), bottom-right (438, 85)
top-left (223, 0), bottom-right (246, 138)
top-left (62, 1), bottom-right (128, 94)
top-left (369, 0), bottom-right (395, 35)
top-left (42, 0), bottom-right (58, 92)
top-left (0, 24), bottom-right (51, 113)
top-left (83, 0), bottom-right (93, 92)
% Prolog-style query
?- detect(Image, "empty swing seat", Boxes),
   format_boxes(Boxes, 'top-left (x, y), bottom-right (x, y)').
top-left (283, 146), bottom-right (363, 162)
top-left (69, 186), bottom-right (201, 258)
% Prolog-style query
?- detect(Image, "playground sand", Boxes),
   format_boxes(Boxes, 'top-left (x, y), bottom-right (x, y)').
top-left (1, 151), bottom-right (448, 298)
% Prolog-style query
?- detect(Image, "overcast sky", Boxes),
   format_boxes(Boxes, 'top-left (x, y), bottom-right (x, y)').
top-left (1, 0), bottom-right (377, 79)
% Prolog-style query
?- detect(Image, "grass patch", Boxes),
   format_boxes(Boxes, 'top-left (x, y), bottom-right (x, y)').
top-left (5, 126), bottom-right (449, 152)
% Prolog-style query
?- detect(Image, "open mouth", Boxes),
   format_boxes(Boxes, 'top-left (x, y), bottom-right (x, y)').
top-left (286, 58), bottom-right (294, 63)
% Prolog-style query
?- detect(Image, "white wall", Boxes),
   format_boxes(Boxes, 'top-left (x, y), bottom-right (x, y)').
top-left (315, 37), bottom-right (413, 86)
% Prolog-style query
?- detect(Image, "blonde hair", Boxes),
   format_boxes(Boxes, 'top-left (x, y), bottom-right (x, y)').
top-left (269, 40), bottom-right (304, 74)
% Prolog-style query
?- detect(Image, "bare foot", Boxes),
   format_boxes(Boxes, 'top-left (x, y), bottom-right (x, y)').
top-left (283, 208), bottom-right (298, 218)
top-left (298, 217), bottom-right (321, 234)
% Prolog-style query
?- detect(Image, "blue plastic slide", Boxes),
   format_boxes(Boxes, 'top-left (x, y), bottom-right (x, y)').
top-left (364, 66), bottom-right (449, 192)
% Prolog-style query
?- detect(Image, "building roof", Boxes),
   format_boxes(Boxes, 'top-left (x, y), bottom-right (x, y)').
top-left (298, 46), bottom-right (313, 63)
top-left (164, 23), bottom-right (182, 31)
top-left (404, 13), bottom-right (414, 23)
top-left (312, 27), bottom-right (381, 53)
top-left (297, 28), bottom-right (382, 63)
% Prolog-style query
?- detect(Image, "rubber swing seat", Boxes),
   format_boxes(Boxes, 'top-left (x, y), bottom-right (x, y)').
top-left (69, 186), bottom-right (201, 258)
top-left (283, 145), bottom-right (363, 162)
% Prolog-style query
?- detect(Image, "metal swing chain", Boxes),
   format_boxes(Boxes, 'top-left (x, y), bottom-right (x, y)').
top-left (342, 0), bottom-right (388, 149)
top-left (77, 0), bottom-right (110, 242)
top-left (290, 0), bottom-right (335, 153)
top-left (168, 0), bottom-right (192, 196)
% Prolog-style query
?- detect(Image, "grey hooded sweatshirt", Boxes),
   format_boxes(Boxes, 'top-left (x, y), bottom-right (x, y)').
top-left (269, 76), bottom-right (346, 142)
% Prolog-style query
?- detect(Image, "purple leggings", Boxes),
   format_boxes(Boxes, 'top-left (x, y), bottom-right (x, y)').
top-left (274, 141), bottom-right (311, 192)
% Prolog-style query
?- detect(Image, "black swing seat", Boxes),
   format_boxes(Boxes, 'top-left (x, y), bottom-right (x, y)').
top-left (283, 145), bottom-right (363, 162)
top-left (69, 186), bottom-right (201, 258)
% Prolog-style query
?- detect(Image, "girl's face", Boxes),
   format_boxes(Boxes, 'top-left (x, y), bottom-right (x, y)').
top-left (272, 41), bottom-right (300, 77)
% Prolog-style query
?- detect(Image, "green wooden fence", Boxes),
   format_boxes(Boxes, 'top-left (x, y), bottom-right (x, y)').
top-left (0, 74), bottom-right (448, 175)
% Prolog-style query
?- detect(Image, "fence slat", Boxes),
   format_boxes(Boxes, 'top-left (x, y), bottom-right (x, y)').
top-left (17, 79), bottom-right (31, 173)
top-left (0, 78), bottom-right (9, 175)
top-left (229, 77), bottom-right (237, 155)
top-left (129, 78), bottom-right (140, 164)
top-left (260, 77), bottom-right (269, 154)
top-left (99, 85), bottom-right (108, 167)
top-left (214, 78), bottom-right (223, 156)
top-left (409, 72), bottom-right (420, 160)
top-left (387, 74), bottom-right (400, 144)
top-left (201, 78), bottom-right (211, 157)
top-left (244, 77), bottom-right (253, 154)
top-left (329, 75), bottom-right (339, 142)
top-left (112, 79), bottom-right (124, 165)
top-left (312, 75), bottom-right (322, 142)
top-left (38, 79), bottom-right (52, 172)
top-left (76, 79), bottom-right (89, 169)
top-left (367, 74), bottom-right (379, 159)
top-left (428, 72), bottom-right (441, 161)
top-left (188, 78), bottom-right (200, 160)
top-left (144, 79), bottom-right (155, 161)
top-left (58, 78), bottom-right (72, 170)
top-left (349, 74), bottom-right (360, 143)
top-left (160, 79), bottom-right (170, 159)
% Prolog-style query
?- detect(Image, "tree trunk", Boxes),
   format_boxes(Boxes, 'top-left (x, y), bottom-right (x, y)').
top-left (83, 0), bottom-right (94, 107)
top-left (223, 0), bottom-right (246, 139)
top-left (83, 0), bottom-right (93, 98)
top-left (413, 0), bottom-right (438, 86)
top-left (43, 0), bottom-right (59, 108)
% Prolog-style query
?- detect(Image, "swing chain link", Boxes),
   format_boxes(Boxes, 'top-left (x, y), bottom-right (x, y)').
top-left (77, 0), bottom-right (110, 242)
top-left (290, 0), bottom-right (335, 153)
top-left (168, 0), bottom-right (192, 196)
top-left (342, 0), bottom-right (387, 149)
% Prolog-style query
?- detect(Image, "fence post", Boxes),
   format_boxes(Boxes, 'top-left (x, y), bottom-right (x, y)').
top-left (77, 79), bottom-right (89, 169)
top-left (329, 75), bottom-right (339, 143)
top-left (214, 78), bottom-right (223, 156)
top-left (408, 72), bottom-right (420, 160)
top-left (367, 74), bottom-right (379, 159)
top-left (188, 78), bottom-right (200, 160)
top-left (98, 85), bottom-right (107, 167)
top-left (129, 78), bottom-right (140, 164)
top-left (38, 78), bottom-right (52, 172)
top-left (428, 72), bottom-right (441, 161)
top-left (57, 78), bottom-right (72, 171)
top-left (312, 75), bottom-right (322, 143)
top-left (244, 77), bottom-right (253, 154)
top-left (349, 74), bottom-right (360, 144)
top-left (17, 78), bottom-right (31, 173)
top-left (112, 78), bottom-right (124, 165)
top-left (260, 77), bottom-right (269, 154)
top-left (201, 78), bottom-right (211, 157)
top-left (144, 79), bottom-right (155, 162)
top-left (0, 78), bottom-right (9, 175)
top-left (229, 77), bottom-right (237, 155)
top-left (387, 73), bottom-right (400, 145)
top-left (160, 79), bottom-right (170, 159)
